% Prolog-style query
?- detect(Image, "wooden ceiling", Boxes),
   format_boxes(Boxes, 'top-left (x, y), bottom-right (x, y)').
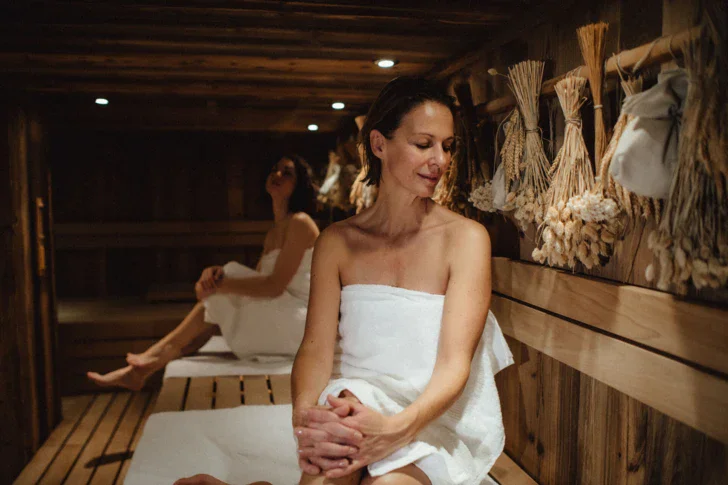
top-left (1, 1), bottom-right (555, 132)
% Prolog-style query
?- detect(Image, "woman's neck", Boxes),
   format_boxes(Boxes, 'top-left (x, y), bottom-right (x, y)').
top-left (367, 181), bottom-right (429, 237)
top-left (272, 198), bottom-right (291, 223)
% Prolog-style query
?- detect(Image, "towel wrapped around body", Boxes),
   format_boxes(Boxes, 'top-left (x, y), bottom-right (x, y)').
top-left (204, 247), bottom-right (313, 359)
top-left (318, 284), bottom-right (514, 485)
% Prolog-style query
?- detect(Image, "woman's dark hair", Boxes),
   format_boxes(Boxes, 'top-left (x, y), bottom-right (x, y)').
top-left (359, 76), bottom-right (457, 187)
top-left (280, 153), bottom-right (316, 214)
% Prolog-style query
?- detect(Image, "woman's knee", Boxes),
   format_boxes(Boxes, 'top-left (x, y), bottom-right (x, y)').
top-left (360, 465), bottom-right (431, 485)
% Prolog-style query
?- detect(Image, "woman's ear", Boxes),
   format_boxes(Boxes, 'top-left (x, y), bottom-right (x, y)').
top-left (370, 130), bottom-right (386, 158)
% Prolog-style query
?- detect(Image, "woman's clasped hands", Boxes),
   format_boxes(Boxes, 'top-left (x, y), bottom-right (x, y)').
top-left (294, 394), bottom-right (415, 479)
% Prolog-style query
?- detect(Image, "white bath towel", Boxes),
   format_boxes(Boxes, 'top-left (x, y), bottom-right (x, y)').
top-left (204, 248), bottom-right (312, 359)
top-left (163, 336), bottom-right (294, 379)
top-left (318, 284), bottom-right (513, 485)
top-left (124, 406), bottom-right (300, 485)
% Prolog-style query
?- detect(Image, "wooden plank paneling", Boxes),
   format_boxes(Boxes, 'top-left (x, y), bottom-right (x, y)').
top-left (185, 377), bottom-right (215, 410)
top-left (38, 393), bottom-right (113, 484)
top-left (490, 454), bottom-right (539, 485)
top-left (11, 395), bottom-right (94, 485)
top-left (492, 258), bottom-right (728, 375)
top-left (88, 392), bottom-right (152, 485)
top-left (491, 296), bottom-right (728, 444)
top-left (152, 377), bottom-right (187, 413)
top-left (63, 393), bottom-right (133, 484)
top-left (269, 375), bottom-right (293, 405)
top-left (116, 392), bottom-right (157, 484)
top-left (243, 375), bottom-right (272, 405)
top-left (214, 377), bottom-right (242, 409)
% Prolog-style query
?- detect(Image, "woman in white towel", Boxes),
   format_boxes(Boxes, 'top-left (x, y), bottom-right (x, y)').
top-left (87, 154), bottom-right (320, 391)
top-left (176, 77), bottom-right (513, 485)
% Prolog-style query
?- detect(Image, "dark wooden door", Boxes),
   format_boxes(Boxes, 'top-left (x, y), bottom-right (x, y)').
top-left (1, 102), bottom-right (60, 485)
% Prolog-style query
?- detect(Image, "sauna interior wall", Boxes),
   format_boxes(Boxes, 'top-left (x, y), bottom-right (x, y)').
top-left (50, 129), bottom-right (335, 298)
top-left (462, 0), bottom-right (728, 483)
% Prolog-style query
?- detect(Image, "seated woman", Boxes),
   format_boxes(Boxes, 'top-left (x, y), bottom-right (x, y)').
top-left (176, 77), bottom-right (513, 485)
top-left (87, 154), bottom-right (320, 391)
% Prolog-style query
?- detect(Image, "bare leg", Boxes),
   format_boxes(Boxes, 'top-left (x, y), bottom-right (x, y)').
top-left (299, 471), bottom-right (363, 485)
top-left (126, 302), bottom-right (212, 370)
top-left (361, 465), bottom-right (431, 485)
top-left (88, 302), bottom-right (213, 390)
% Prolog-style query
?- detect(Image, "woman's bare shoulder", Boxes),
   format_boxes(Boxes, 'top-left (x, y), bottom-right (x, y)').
top-left (431, 204), bottom-right (491, 253)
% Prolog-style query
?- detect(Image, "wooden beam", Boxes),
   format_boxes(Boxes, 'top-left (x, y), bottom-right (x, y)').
top-left (3, 23), bottom-right (466, 54)
top-left (55, 221), bottom-right (273, 235)
top-left (0, 52), bottom-right (429, 77)
top-left (20, 2), bottom-right (510, 32)
top-left (492, 257), bottom-right (728, 376)
top-left (476, 26), bottom-right (700, 117)
top-left (43, 104), bottom-right (347, 132)
top-left (491, 295), bottom-right (728, 444)
top-left (20, 80), bottom-right (379, 102)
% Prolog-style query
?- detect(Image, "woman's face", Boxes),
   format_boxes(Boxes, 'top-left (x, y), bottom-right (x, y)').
top-left (266, 157), bottom-right (298, 201)
top-left (375, 101), bottom-right (455, 197)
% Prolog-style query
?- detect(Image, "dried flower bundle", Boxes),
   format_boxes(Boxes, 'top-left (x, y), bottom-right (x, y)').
top-left (468, 181), bottom-right (496, 212)
top-left (533, 76), bottom-right (617, 268)
top-left (577, 22), bottom-right (609, 164)
top-left (646, 7), bottom-right (728, 292)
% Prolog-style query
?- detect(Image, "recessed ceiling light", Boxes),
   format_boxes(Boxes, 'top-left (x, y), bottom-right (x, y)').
top-left (375, 59), bottom-right (396, 68)
top-left (308, 124), bottom-right (319, 131)
top-left (331, 102), bottom-right (345, 110)
top-left (95, 98), bottom-right (109, 105)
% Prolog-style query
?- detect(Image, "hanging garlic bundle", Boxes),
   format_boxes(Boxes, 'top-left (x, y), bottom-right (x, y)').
top-left (500, 61), bottom-right (551, 231)
top-left (533, 76), bottom-right (610, 268)
top-left (646, 7), bottom-right (728, 292)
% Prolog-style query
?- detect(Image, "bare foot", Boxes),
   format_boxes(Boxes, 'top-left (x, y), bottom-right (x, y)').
top-left (87, 366), bottom-right (147, 391)
top-left (126, 344), bottom-right (180, 372)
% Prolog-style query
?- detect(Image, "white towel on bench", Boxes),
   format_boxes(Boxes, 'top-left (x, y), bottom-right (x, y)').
top-left (163, 336), bottom-right (294, 379)
top-left (124, 405), bottom-right (300, 485)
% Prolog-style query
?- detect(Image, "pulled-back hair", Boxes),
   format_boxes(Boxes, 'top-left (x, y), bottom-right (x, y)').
top-left (359, 76), bottom-right (456, 187)
top-left (280, 153), bottom-right (316, 214)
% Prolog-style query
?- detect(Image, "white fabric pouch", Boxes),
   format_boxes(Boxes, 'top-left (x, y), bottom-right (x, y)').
top-left (610, 69), bottom-right (688, 199)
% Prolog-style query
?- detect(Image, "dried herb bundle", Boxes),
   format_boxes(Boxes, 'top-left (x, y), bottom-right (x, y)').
top-left (646, 6), bottom-right (728, 291)
top-left (533, 76), bottom-right (617, 268)
top-left (577, 22), bottom-right (609, 164)
top-left (501, 61), bottom-right (551, 230)
top-left (499, 108), bottom-right (524, 192)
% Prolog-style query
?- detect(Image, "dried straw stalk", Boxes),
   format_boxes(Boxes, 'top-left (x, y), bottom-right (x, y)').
top-left (502, 61), bottom-right (551, 230)
top-left (577, 22), bottom-right (609, 164)
top-left (499, 108), bottom-right (524, 192)
top-left (534, 76), bottom-right (617, 269)
top-left (547, 76), bottom-right (594, 206)
top-left (647, 7), bottom-right (728, 292)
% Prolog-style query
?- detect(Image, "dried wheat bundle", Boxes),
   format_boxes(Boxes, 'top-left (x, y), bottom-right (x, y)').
top-left (533, 76), bottom-right (615, 268)
top-left (577, 21), bottom-right (609, 164)
top-left (349, 167), bottom-right (378, 213)
top-left (499, 108), bottom-right (524, 194)
top-left (501, 60), bottom-right (552, 231)
top-left (646, 10), bottom-right (728, 292)
top-left (468, 180), bottom-right (496, 212)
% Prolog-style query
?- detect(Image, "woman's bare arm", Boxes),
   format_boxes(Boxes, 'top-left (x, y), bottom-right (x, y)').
top-left (216, 213), bottom-right (319, 298)
top-left (291, 226), bottom-right (344, 411)
top-left (396, 220), bottom-right (491, 435)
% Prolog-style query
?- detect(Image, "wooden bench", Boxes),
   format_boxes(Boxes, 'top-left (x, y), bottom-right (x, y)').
top-left (58, 299), bottom-right (193, 395)
top-left (14, 374), bottom-right (536, 485)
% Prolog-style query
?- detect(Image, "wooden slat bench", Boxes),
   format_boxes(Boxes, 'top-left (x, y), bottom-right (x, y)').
top-left (15, 374), bottom-right (535, 484)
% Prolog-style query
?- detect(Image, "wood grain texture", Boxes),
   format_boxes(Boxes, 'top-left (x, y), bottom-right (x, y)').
top-left (492, 257), bottom-right (728, 375)
top-left (214, 377), bottom-right (242, 409)
top-left (243, 375), bottom-right (272, 405)
top-left (492, 296), bottom-right (728, 444)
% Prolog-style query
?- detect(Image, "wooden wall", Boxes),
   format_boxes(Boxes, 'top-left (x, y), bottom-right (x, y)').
top-left (49, 129), bottom-right (336, 298)
top-left (453, 0), bottom-right (728, 483)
